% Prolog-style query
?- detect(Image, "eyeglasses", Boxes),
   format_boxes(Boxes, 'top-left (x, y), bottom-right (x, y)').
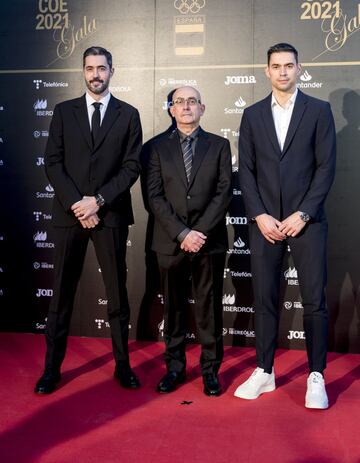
top-left (171, 97), bottom-right (201, 106)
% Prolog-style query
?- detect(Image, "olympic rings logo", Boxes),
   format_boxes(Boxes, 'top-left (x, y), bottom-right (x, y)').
top-left (174, 0), bottom-right (206, 14)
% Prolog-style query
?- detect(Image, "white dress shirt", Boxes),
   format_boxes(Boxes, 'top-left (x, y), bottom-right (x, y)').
top-left (271, 88), bottom-right (298, 151)
top-left (85, 92), bottom-right (111, 129)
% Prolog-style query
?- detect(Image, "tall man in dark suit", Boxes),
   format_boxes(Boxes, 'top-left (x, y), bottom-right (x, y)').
top-left (34, 46), bottom-right (143, 394)
top-left (147, 86), bottom-right (232, 396)
top-left (234, 43), bottom-right (336, 409)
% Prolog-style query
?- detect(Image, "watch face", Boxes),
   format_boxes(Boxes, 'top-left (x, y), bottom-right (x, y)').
top-left (300, 212), bottom-right (310, 222)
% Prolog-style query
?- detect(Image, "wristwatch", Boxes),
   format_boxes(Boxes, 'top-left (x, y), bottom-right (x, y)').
top-left (95, 193), bottom-right (105, 207)
top-left (299, 211), bottom-right (310, 222)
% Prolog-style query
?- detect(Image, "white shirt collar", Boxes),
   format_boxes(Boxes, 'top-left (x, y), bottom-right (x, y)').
top-left (85, 91), bottom-right (111, 109)
top-left (271, 88), bottom-right (298, 109)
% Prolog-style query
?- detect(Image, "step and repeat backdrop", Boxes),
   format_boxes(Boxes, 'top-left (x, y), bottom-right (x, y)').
top-left (0, 0), bottom-right (359, 353)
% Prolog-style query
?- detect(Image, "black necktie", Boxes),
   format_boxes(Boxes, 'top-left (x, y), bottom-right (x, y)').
top-left (182, 136), bottom-right (193, 182)
top-left (91, 102), bottom-right (101, 144)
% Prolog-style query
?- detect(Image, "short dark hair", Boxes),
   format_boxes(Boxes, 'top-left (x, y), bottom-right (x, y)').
top-left (267, 43), bottom-right (298, 65)
top-left (83, 46), bottom-right (112, 68)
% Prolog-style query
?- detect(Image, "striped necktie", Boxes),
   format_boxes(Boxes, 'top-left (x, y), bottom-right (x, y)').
top-left (182, 136), bottom-right (193, 182)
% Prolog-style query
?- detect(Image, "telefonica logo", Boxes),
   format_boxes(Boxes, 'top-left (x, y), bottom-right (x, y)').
top-left (225, 75), bottom-right (256, 86)
top-left (222, 294), bottom-right (235, 305)
top-left (220, 128), bottom-right (231, 139)
top-left (95, 319), bottom-right (110, 329)
top-left (95, 319), bottom-right (105, 329)
top-left (284, 267), bottom-right (298, 279)
top-left (287, 330), bottom-right (306, 340)
top-left (33, 79), bottom-right (68, 89)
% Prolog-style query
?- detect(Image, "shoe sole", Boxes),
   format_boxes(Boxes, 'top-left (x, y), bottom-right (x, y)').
top-left (305, 400), bottom-right (329, 409)
top-left (204, 388), bottom-right (222, 397)
top-left (234, 383), bottom-right (276, 400)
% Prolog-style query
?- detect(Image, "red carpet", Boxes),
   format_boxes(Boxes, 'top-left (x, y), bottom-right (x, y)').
top-left (0, 333), bottom-right (359, 463)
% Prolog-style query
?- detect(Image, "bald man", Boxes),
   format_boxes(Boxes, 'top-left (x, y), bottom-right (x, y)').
top-left (147, 86), bottom-right (232, 396)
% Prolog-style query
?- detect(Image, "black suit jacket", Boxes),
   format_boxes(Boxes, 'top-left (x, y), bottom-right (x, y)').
top-left (147, 128), bottom-right (232, 255)
top-left (239, 90), bottom-right (336, 251)
top-left (45, 94), bottom-right (142, 227)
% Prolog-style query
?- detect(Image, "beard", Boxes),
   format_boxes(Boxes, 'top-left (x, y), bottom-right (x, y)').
top-left (85, 77), bottom-right (110, 95)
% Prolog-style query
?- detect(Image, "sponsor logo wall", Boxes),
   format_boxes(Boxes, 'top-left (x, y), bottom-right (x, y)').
top-left (0, 0), bottom-right (359, 353)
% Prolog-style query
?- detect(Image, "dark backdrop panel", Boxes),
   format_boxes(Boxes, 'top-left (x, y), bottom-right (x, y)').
top-left (0, 0), bottom-right (359, 353)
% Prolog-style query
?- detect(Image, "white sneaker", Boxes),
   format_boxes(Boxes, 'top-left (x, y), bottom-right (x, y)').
top-left (305, 372), bottom-right (328, 409)
top-left (234, 367), bottom-right (275, 400)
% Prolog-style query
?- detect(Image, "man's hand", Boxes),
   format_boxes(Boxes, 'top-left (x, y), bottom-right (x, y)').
top-left (180, 230), bottom-right (207, 253)
top-left (79, 213), bottom-right (100, 229)
top-left (255, 213), bottom-right (286, 244)
top-left (71, 196), bottom-right (99, 220)
top-left (278, 211), bottom-right (306, 237)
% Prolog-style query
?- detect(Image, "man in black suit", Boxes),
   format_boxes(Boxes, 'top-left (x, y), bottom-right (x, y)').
top-left (34, 46), bottom-right (142, 394)
top-left (147, 86), bottom-right (232, 396)
top-left (234, 43), bottom-right (336, 409)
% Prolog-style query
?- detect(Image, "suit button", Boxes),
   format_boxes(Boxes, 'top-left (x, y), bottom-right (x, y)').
top-left (187, 195), bottom-right (191, 199)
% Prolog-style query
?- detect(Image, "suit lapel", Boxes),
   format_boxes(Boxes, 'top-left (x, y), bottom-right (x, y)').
top-left (93, 95), bottom-right (121, 151)
top-left (188, 128), bottom-right (210, 189)
top-left (281, 90), bottom-right (307, 158)
top-left (166, 130), bottom-right (188, 187)
top-left (261, 94), bottom-right (282, 157)
top-left (72, 95), bottom-right (92, 150)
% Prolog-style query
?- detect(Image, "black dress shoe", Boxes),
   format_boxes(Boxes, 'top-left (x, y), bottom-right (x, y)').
top-left (203, 373), bottom-right (222, 396)
top-left (157, 371), bottom-right (186, 393)
top-left (114, 366), bottom-right (140, 389)
top-left (34, 371), bottom-right (61, 395)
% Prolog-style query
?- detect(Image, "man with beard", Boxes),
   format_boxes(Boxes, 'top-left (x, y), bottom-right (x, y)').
top-left (34, 46), bottom-right (142, 394)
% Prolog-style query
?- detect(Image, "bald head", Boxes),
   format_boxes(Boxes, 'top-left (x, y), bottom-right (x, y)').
top-left (170, 86), bottom-right (205, 134)
top-left (172, 86), bottom-right (201, 102)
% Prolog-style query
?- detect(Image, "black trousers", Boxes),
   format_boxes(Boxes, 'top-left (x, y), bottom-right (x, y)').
top-left (251, 221), bottom-right (328, 373)
top-left (157, 251), bottom-right (225, 375)
top-left (44, 224), bottom-right (130, 372)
